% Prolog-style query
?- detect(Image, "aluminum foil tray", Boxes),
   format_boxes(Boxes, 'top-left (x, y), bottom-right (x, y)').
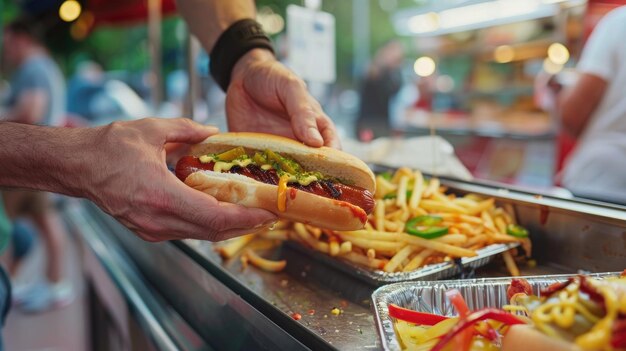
top-left (286, 241), bottom-right (519, 286)
top-left (371, 272), bottom-right (620, 351)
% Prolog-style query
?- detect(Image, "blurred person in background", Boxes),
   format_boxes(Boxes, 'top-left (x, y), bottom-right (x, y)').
top-left (356, 40), bottom-right (405, 141)
top-left (1, 16), bottom-right (72, 312)
top-left (66, 60), bottom-right (105, 124)
top-left (557, 6), bottom-right (626, 201)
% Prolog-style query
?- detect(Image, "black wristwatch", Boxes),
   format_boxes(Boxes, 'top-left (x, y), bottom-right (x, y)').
top-left (209, 19), bottom-right (275, 92)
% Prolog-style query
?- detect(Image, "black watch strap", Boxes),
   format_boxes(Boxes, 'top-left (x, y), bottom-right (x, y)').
top-left (209, 19), bottom-right (275, 92)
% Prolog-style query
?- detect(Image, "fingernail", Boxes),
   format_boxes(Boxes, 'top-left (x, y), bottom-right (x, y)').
top-left (307, 127), bottom-right (323, 143)
top-left (255, 218), bottom-right (278, 229)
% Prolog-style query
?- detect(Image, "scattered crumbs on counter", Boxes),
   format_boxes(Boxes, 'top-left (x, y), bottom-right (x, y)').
top-left (331, 307), bottom-right (342, 316)
top-left (335, 329), bottom-right (339, 333)
top-left (291, 313), bottom-right (302, 321)
top-left (301, 271), bottom-right (307, 277)
top-left (324, 315), bottom-right (328, 318)
top-left (340, 300), bottom-right (349, 308)
top-left (358, 328), bottom-right (363, 334)
top-left (348, 321), bottom-right (353, 325)
top-left (353, 313), bottom-right (367, 317)
top-left (271, 301), bottom-right (277, 306)
top-left (308, 309), bottom-right (316, 315)
top-left (280, 279), bottom-right (289, 287)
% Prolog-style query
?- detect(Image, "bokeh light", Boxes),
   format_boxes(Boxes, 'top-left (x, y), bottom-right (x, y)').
top-left (59, 0), bottom-right (82, 22)
top-left (547, 42), bottom-right (570, 65)
top-left (494, 45), bottom-right (515, 63)
top-left (543, 57), bottom-right (563, 74)
top-left (414, 56), bottom-right (436, 77)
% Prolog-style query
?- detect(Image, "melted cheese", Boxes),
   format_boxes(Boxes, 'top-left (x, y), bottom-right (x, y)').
top-left (277, 175), bottom-right (290, 212)
top-left (211, 158), bottom-right (253, 173)
top-left (233, 158), bottom-right (253, 167)
top-left (298, 174), bottom-right (318, 186)
top-left (199, 155), bottom-right (216, 163)
top-left (214, 161), bottom-right (234, 173)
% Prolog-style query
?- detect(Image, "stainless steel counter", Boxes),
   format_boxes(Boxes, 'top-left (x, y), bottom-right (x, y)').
top-left (67, 176), bottom-right (626, 351)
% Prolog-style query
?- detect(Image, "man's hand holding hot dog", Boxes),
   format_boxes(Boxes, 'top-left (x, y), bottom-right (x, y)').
top-left (0, 119), bottom-right (278, 242)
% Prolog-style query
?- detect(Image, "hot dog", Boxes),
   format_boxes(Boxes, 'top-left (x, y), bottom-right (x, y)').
top-left (175, 132), bottom-right (376, 231)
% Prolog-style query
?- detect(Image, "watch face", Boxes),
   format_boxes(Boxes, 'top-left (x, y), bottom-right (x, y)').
top-left (236, 22), bottom-right (267, 40)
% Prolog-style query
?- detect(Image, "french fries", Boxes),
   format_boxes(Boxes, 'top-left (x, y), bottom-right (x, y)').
top-left (215, 234), bottom-right (257, 259)
top-left (282, 169), bottom-right (528, 275)
top-left (242, 249), bottom-right (286, 272)
top-left (215, 168), bottom-right (530, 277)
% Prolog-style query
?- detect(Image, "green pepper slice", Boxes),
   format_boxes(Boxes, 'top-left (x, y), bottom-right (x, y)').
top-left (383, 190), bottom-right (413, 200)
top-left (506, 224), bottom-right (529, 238)
top-left (253, 152), bottom-right (268, 165)
top-left (405, 215), bottom-right (448, 239)
top-left (265, 149), bottom-right (302, 174)
top-left (217, 146), bottom-right (246, 161)
top-left (380, 172), bottom-right (393, 181)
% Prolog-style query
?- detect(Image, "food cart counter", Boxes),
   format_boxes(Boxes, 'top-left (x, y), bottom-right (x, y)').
top-left (64, 175), bottom-right (626, 351)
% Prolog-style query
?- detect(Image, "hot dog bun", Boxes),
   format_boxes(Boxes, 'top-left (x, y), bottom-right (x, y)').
top-left (501, 325), bottom-right (581, 351)
top-left (181, 133), bottom-right (376, 231)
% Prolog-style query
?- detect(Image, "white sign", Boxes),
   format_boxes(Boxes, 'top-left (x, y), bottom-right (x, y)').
top-left (286, 5), bottom-right (336, 83)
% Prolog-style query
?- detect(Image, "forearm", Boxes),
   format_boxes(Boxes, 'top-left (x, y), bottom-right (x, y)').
top-left (4, 110), bottom-right (38, 125)
top-left (558, 90), bottom-right (587, 137)
top-left (558, 73), bottom-right (607, 138)
top-left (176, 0), bottom-right (256, 52)
top-left (0, 122), bottom-right (98, 197)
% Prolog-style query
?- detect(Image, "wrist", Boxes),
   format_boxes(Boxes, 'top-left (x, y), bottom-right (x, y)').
top-left (52, 126), bottom-right (104, 199)
top-left (231, 48), bottom-right (276, 83)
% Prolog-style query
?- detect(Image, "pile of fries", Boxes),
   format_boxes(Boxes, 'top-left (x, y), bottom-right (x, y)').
top-left (214, 168), bottom-right (531, 276)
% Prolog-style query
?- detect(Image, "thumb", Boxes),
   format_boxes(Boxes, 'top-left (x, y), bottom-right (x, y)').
top-left (281, 81), bottom-right (324, 147)
top-left (160, 118), bottom-right (219, 144)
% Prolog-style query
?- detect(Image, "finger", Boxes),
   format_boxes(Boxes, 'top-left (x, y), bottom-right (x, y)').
top-left (164, 142), bottom-right (192, 165)
top-left (281, 80), bottom-right (324, 147)
top-left (169, 175), bottom-right (277, 234)
top-left (157, 118), bottom-right (219, 144)
top-left (209, 225), bottom-right (274, 242)
top-left (213, 201), bottom-right (278, 232)
top-left (138, 179), bottom-right (276, 241)
top-left (164, 142), bottom-right (188, 154)
top-left (181, 206), bottom-right (277, 242)
top-left (317, 116), bottom-right (341, 149)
